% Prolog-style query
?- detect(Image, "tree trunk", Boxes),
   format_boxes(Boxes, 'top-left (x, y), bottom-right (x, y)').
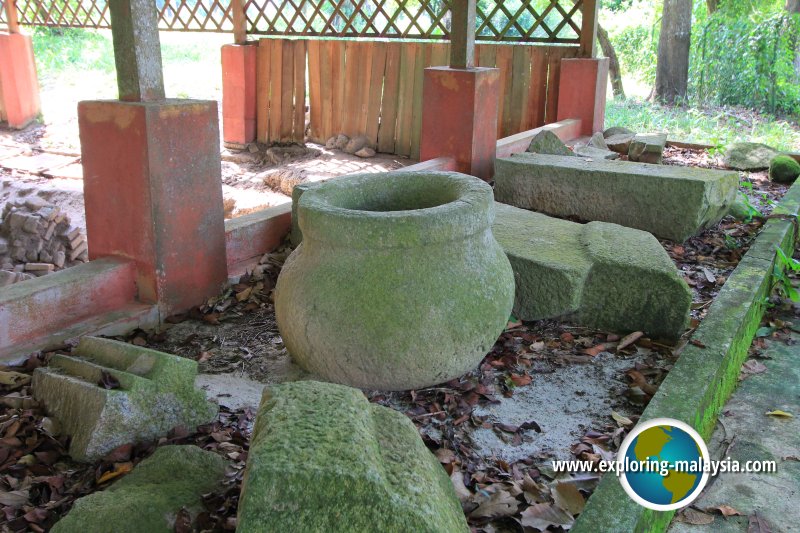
top-left (789, 0), bottom-right (800, 79)
top-left (655, 0), bottom-right (692, 105)
top-left (596, 24), bottom-right (625, 99)
top-left (706, 0), bottom-right (718, 14)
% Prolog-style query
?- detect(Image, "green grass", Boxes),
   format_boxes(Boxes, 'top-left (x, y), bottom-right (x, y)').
top-left (606, 98), bottom-right (800, 153)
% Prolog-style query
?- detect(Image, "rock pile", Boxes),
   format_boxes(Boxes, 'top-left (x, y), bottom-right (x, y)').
top-left (0, 197), bottom-right (87, 286)
top-left (325, 133), bottom-right (377, 158)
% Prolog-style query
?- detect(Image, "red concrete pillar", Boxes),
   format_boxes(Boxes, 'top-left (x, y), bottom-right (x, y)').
top-left (78, 100), bottom-right (227, 317)
top-left (0, 32), bottom-right (41, 129)
top-left (420, 67), bottom-right (500, 181)
top-left (556, 58), bottom-right (609, 137)
top-left (221, 43), bottom-right (257, 145)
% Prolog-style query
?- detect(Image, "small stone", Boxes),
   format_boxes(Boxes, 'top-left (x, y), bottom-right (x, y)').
top-left (325, 136), bottom-right (337, 149)
top-left (22, 214), bottom-right (40, 234)
top-left (0, 270), bottom-right (15, 287)
top-left (355, 147), bottom-right (376, 158)
top-left (6, 211), bottom-right (26, 231)
top-left (769, 155), bottom-right (800, 183)
top-left (526, 130), bottom-right (575, 156)
top-left (344, 135), bottom-right (369, 154)
top-left (723, 142), bottom-right (780, 171)
top-left (574, 145), bottom-right (619, 160)
top-left (603, 126), bottom-right (635, 138)
top-left (605, 133), bottom-right (636, 154)
top-left (54, 250), bottom-right (66, 268)
top-left (38, 250), bottom-right (53, 263)
top-left (67, 227), bottom-right (81, 241)
top-left (628, 133), bottom-right (667, 164)
top-left (25, 262), bottom-right (54, 272)
top-left (25, 249), bottom-right (39, 262)
top-left (248, 143), bottom-right (260, 153)
top-left (24, 196), bottom-right (49, 210)
top-left (69, 241), bottom-right (88, 261)
top-left (588, 131), bottom-right (609, 149)
top-left (334, 133), bottom-right (350, 151)
top-left (0, 237), bottom-right (7, 255)
top-left (38, 206), bottom-right (59, 221)
top-left (69, 233), bottom-right (85, 250)
top-left (44, 221), bottom-right (56, 241)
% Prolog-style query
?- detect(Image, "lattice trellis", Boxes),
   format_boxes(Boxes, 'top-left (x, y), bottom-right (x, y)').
top-left (0, 0), bottom-right (234, 31)
top-left (246, 0), bottom-right (583, 43)
top-left (0, 0), bottom-right (583, 42)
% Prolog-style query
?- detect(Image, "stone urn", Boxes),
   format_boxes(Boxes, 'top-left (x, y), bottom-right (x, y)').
top-left (275, 171), bottom-right (514, 391)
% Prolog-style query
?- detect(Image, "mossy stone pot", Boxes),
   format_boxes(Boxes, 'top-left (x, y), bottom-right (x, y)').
top-left (275, 171), bottom-right (515, 391)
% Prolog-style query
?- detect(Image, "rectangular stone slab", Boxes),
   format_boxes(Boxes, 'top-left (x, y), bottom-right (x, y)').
top-left (493, 203), bottom-right (691, 340)
top-left (494, 153), bottom-right (738, 242)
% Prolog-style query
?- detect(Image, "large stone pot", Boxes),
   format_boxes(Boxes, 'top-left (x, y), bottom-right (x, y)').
top-left (275, 171), bottom-right (515, 391)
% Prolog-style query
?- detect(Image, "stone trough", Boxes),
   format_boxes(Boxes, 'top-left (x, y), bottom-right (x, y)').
top-left (494, 153), bottom-right (738, 242)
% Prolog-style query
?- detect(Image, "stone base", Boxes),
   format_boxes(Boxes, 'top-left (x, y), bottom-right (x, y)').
top-left (419, 67), bottom-right (500, 181)
top-left (78, 99), bottom-right (227, 316)
top-left (0, 32), bottom-right (41, 129)
top-left (32, 337), bottom-right (217, 461)
top-left (221, 43), bottom-right (257, 144)
top-left (494, 153), bottom-right (738, 242)
top-left (493, 203), bottom-right (692, 340)
top-left (238, 381), bottom-right (469, 532)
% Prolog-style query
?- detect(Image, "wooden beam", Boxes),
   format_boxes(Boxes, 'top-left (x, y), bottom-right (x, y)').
top-left (449, 0), bottom-right (476, 69)
top-left (5, 0), bottom-right (20, 34)
top-left (108, 0), bottom-right (165, 102)
top-left (232, 0), bottom-right (247, 44)
top-left (579, 0), bottom-right (599, 57)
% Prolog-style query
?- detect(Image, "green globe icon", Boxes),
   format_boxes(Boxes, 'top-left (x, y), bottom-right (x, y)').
top-left (618, 418), bottom-right (710, 511)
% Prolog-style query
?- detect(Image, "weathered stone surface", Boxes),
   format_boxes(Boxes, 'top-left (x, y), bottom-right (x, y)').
top-left (493, 203), bottom-right (691, 339)
top-left (605, 132), bottom-right (635, 154)
top-left (769, 155), bottom-right (800, 183)
top-left (628, 133), bottom-right (667, 164)
top-left (574, 145), bottom-right (619, 160)
top-left (238, 381), bottom-right (469, 532)
top-left (333, 133), bottom-right (349, 151)
top-left (344, 135), bottom-right (369, 154)
top-left (603, 126), bottom-right (634, 138)
top-left (494, 153), bottom-right (738, 242)
top-left (52, 446), bottom-right (226, 533)
top-left (588, 131), bottom-right (609, 149)
top-left (277, 171), bottom-right (515, 390)
top-left (355, 146), bottom-right (376, 158)
top-left (723, 142), bottom-right (780, 171)
top-left (526, 129), bottom-right (575, 156)
top-left (32, 337), bottom-right (217, 461)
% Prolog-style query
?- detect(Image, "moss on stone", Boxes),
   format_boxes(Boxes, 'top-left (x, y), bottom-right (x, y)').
top-left (769, 155), bottom-right (800, 183)
top-left (52, 446), bottom-right (227, 533)
top-left (237, 381), bottom-right (469, 533)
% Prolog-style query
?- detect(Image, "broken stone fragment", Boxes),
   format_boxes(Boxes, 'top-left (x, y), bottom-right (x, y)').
top-left (51, 446), bottom-right (227, 533)
top-left (334, 133), bottom-right (350, 150)
top-left (723, 142), bottom-right (780, 171)
top-left (493, 202), bottom-right (692, 340)
top-left (588, 131), bottom-right (609, 149)
top-left (355, 146), bottom-right (376, 158)
top-left (574, 145), bottom-right (619, 160)
top-left (605, 132), bottom-right (636, 154)
top-left (603, 126), bottom-right (635, 138)
top-left (33, 337), bottom-right (217, 461)
top-left (526, 129), bottom-right (575, 156)
top-left (344, 135), bottom-right (370, 154)
top-left (628, 133), bottom-right (667, 164)
top-left (238, 381), bottom-right (469, 533)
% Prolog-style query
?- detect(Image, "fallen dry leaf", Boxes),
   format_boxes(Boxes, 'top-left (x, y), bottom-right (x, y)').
top-left (677, 507), bottom-right (715, 525)
top-left (469, 487), bottom-right (520, 519)
top-left (739, 360), bottom-right (768, 380)
top-left (765, 410), bottom-right (793, 418)
top-left (552, 482), bottom-right (585, 515)
top-left (748, 511), bottom-right (773, 533)
top-left (617, 331), bottom-right (644, 351)
top-left (611, 410), bottom-right (633, 427)
top-left (519, 502), bottom-right (574, 531)
top-left (96, 462), bottom-right (133, 484)
top-left (709, 504), bottom-right (743, 517)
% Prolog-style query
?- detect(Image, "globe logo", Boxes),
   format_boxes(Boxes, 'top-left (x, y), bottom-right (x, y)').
top-left (617, 418), bottom-right (710, 511)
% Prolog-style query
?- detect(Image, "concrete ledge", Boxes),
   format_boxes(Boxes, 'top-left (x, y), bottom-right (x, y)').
top-left (0, 258), bottom-right (146, 361)
top-left (400, 157), bottom-right (457, 173)
top-left (225, 203), bottom-right (291, 273)
top-left (495, 119), bottom-right (582, 159)
top-left (573, 179), bottom-right (800, 532)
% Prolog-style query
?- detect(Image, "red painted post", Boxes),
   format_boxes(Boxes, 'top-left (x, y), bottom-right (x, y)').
top-left (78, 100), bottom-right (228, 317)
top-left (221, 43), bottom-right (257, 145)
top-left (0, 26), bottom-right (41, 128)
top-left (419, 67), bottom-right (500, 181)
top-left (556, 58), bottom-right (609, 137)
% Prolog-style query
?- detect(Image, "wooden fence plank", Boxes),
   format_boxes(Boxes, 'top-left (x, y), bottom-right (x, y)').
top-left (378, 42), bottom-right (401, 154)
top-left (330, 40), bottom-right (346, 137)
top-left (293, 40), bottom-right (306, 141)
top-left (341, 41), bottom-right (359, 136)
top-left (394, 42), bottom-right (418, 157)
top-left (510, 44), bottom-right (532, 134)
top-left (365, 41), bottom-right (387, 146)
top-left (528, 46), bottom-right (549, 129)
top-left (280, 40), bottom-right (295, 141)
top-left (256, 39), bottom-right (271, 143)
top-left (476, 43), bottom-right (496, 68)
top-left (307, 39), bottom-right (322, 142)
top-left (495, 44), bottom-right (513, 138)
top-left (319, 41), bottom-right (334, 141)
top-left (356, 42), bottom-right (374, 136)
top-left (268, 39), bottom-right (283, 143)
top-left (409, 43), bottom-right (428, 160)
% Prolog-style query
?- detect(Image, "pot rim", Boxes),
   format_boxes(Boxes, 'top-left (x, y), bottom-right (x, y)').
top-left (299, 171), bottom-right (494, 248)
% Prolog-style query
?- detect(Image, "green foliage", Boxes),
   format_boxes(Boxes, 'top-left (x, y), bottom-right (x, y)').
top-left (606, 98), bottom-right (800, 152)
top-left (773, 247), bottom-right (800, 302)
top-left (31, 27), bottom-right (115, 78)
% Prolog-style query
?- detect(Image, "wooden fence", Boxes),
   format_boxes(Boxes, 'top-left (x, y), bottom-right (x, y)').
top-left (256, 38), bottom-right (579, 158)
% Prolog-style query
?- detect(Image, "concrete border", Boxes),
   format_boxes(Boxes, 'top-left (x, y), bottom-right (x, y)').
top-left (573, 178), bottom-right (800, 532)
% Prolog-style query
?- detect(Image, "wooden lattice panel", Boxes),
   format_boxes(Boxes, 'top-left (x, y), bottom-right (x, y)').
top-left (247, 0), bottom-right (582, 43)
top-left (7, 0), bottom-right (233, 31)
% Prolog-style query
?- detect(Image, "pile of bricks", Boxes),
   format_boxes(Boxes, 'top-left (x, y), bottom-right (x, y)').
top-left (0, 197), bottom-right (88, 286)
